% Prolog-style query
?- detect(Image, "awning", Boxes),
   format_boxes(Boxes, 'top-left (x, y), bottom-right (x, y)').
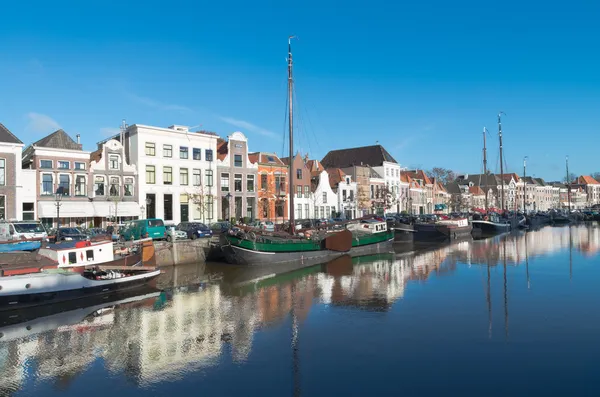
top-left (37, 201), bottom-right (140, 218)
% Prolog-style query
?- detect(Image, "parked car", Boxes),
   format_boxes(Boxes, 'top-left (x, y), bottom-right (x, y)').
top-left (210, 221), bottom-right (231, 235)
top-left (56, 227), bottom-right (88, 242)
top-left (119, 219), bottom-right (167, 241)
top-left (165, 222), bottom-right (188, 242)
top-left (176, 222), bottom-right (213, 239)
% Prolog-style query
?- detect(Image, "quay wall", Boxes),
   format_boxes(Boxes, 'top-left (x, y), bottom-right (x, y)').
top-left (153, 239), bottom-right (209, 267)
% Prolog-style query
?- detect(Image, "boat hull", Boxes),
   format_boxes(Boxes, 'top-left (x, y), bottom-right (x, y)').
top-left (0, 270), bottom-right (161, 312)
top-left (0, 240), bottom-right (41, 253)
top-left (222, 232), bottom-right (394, 266)
top-left (414, 223), bottom-right (472, 242)
top-left (392, 225), bottom-right (415, 243)
top-left (471, 220), bottom-right (511, 236)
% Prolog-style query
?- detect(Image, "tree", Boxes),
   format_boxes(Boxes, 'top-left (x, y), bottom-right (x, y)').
top-left (188, 185), bottom-right (215, 223)
top-left (428, 167), bottom-right (457, 185)
top-left (591, 172), bottom-right (600, 182)
top-left (449, 193), bottom-right (470, 212)
top-left (357, 185), bottom-right (371, 216)
top-left (378, 186), bottom-right (396, 211)
top-left (563, 173), bottom-right (577, 184)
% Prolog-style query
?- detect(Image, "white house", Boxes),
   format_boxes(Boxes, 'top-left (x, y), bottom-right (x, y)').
top-left (311, 170), bottom-right (339, 219)
top-left (0, 123), bottom-right (27, 220)
top-left (123, 124), bottom-right (219, 224)
top-left (327, 168), bottom-right (358, 219)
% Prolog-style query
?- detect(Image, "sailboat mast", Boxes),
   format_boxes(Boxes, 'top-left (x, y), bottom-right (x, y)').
top-left (498, 113), bottom-right (505, 213)
top-left (483, 127), bottom-right (488, 211)
top-left (566, 156), bottom-right (571, 212)
top-left (288, 36), bottom-right (295, 233)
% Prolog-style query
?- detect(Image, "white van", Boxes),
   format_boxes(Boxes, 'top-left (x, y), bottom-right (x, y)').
top-left (0, 221), bottom-right (48, 241)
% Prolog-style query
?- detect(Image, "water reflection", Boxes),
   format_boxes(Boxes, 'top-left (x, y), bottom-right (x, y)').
top-left (1, 224), bottom-right (599, 395)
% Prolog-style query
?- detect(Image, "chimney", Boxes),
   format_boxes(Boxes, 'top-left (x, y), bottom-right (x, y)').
top-left (76, 134), bottom-right (81, 144)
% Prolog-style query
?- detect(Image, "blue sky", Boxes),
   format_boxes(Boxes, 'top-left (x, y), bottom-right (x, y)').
top-left (1, 0), bottom-right (599, 180)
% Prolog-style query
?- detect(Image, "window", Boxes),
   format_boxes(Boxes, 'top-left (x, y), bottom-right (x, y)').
top-left (296, 168), bottom-right (302, 179)
top-left (205, 170), bottom-right (213, 187)
top-left (323, 192), bottom-right (327, 204)
top-left (124, 178), bottom-right (134, 196)
top-left (247, 175), bottom-right (255, 192)
top-left (180, 168), bottom-right (189, 185)
top-left (193, 148), bottom-right (201, 160)
top-left (343, 190), bottom-right (347, 201)
top-left (58, 161), bottom-right (69, 169)
top-left (221, 173), bottom-right (229, 192)
top-left (297, 203), bottom-right (302, 219)
top-left (234, 174), bottom-right (242, 192)
top-left (296, 185), bottom-right (302, 198)
top-left (206, 196), bottom-right (214, 220)
top-left (163, 144), bottom-right (172, 158)
top-left (86, 250), bottom-right (94, 261)
top-left (22, 203), bottom-right (35, 221)
top-left (261, 174), bottom-right (268, 190)
top-left (109, 155), bottom-right (120, 170)
top-left (163, 166), bottom-right (173, 185)
top-left (193, 169), bottom-right (201, 186)
top-left (94, 176), bottom-right (105, 196)
top-left (69, 252), bottom-right (77, 264)
top-left (180, 146), bottom-right (188, 159)
top-left (40, 160), bottom-right (52, 169)
top-left (234, 154), bottom-right (242, 167)
top-left (349, 190), bottom-right (354, 201)
top-left (275, 200), bottom-right (284, 217)
top-left (0, 159), bottom-right (4, 186)
top-left (145, 142), bottom-right (156, 156)
top-left (146, 165), bottom-right (156, 184)
top-left (75, 176), bottom-right (86, 196)
top-left (109, 177), bottom-right (120, 196)
top-left (205, 149), bottom-right (213, 161)
top-left (370, 185), bottom-right (374, 199)
top-left (0, 196), bottom-right (4, 220)
top-left (275, 175), bottom-right (285, 194)
top-left (75, 162), bottom-right (85, 170)
top-left (304, 204), bottom-right (309, 219)
top-left (59, 175), bottom-right (70, 196)
top-left (304, 185), bottom-right (310, 198)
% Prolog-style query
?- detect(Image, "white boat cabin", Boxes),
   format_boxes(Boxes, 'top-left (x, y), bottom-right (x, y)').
top-left (347, 219), bottom-right (388, 234)
top-left (438, 218), bottom-right (469, 228)
top-left (39, 240), bottom-right (115, 268)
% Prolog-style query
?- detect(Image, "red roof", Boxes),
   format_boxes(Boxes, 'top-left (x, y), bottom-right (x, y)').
top-left (326, 168), bottom-right (346, 188)
top-left (469, 186), bottom-right (485, 195)
top-left (216, 139), bottom-right (228, 161)
top-left (577, 175), bottom-right (600, 185)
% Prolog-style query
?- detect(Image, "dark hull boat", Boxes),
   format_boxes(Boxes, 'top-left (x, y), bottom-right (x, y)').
top-left (0, 267), bottom-right (161, 312)
top-left (414, 218), bottom-right (472, 242)
top-left (391, 223), bottom-right (415, 243)
top-left (471, 219), bottom-right (511, 236)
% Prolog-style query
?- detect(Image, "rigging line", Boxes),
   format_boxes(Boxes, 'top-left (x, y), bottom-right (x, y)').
top-left (293, 87), bottom-right (314, 159)
top-left (295, 88), bottom-right (321, 157)
top-left (281, 76), bottom-right (290, 161)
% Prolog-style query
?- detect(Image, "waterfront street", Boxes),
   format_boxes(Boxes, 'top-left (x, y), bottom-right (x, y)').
top-left (2, 224), bottom-right (600, 396)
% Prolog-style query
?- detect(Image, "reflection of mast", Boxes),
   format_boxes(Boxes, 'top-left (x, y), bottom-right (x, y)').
top-left (291, 282), bottom-right (301, 397)
top-left (502, 238), bottom-right (509, 339)
top-left (486, 259), bottom-right (492, 339)
top-left (569, 225), bottom-right (573, 281)
top-left (525, 232), bottom-right (530, 290)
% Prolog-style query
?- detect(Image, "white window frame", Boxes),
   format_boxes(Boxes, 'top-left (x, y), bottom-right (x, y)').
top-left (75, 162), bottom-right (86, 170)
top-left (109, 176), bottom-right (121, 196)
top-left (75, 174), bottom-right (87, 196)
top-left (39, 159), bottom-right (53, 169)
top-left (94, 175), bottom-right (106, 197)
top-left (109, 154), bottom-right (120, 170)
top-left (124, 177), bottom-right (134, 197)
top-left (58, 160), bottom-right (70, 170)
top-left (41, 173), bottom-right (54, 196)
top-left (0, 158), bottom-right (5, 186)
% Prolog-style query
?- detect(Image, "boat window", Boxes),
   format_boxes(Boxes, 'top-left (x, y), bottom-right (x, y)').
top-left (148, 219), bottom-right (164, 227)
top-left (68, 252), bottom-right (77, 264)
top-left (86, 250), bottom-right (94, 261)
top-left (14, 223), bottom-right (45, 233)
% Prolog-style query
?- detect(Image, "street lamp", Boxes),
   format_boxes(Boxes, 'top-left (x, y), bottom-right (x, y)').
top-left (408, 197), bottom-right (413, 215)
top-left (55, 187), bottom-right (64, 230)
top-left (145, 197), bottom-right (152, 219)
top-left (226, 192), bottom-right (232, 222)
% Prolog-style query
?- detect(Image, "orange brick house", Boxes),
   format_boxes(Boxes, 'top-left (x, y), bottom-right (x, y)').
top-left (248, 152), bottom-right (289, 222)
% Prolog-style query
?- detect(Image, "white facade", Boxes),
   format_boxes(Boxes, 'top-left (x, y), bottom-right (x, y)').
top-left (336, 174), bottom-right (358, 219)
top-left (20, 169), bottom-right (37, 220)
top-left (373, 161), bottom-right (402, 212)
top-left (0, 141), bottom-right (26, 220)
top-left (126, 124), bottom-right (219, 224)
top-left (312, 170), bottom-right (339, 218)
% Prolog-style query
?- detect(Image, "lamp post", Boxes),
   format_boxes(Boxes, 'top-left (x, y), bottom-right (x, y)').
top-left (55, 187), bottom-right (63, 230)
top-left (408, 196), bottom-right (413, 215)
top-left (226, 192), bottom-right (232, 222)
top-left (145, 197), bottom-right (152, 219)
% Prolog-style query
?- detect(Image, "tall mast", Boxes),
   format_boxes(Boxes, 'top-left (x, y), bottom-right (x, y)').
top-left (566, 156), bottom-right (571, 212)
top-left (523, 156), bottom-right (527, 212)
top-left (483, 127), bottom-right (488, 210)
top-left (498, 112), bottom-right (506, 213)
top-left (288, 36), bottom-right (295, 234)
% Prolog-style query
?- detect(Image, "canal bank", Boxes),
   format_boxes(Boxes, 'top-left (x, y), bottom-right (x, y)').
top-left (153, 239), bottom-right (210, 267)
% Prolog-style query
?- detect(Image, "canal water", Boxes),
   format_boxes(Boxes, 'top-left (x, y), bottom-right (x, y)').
top-left (2, 224), bottom-right (600, 396)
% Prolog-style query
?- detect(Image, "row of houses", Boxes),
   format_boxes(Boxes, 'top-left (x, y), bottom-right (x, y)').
top-left (446, 173), bottom-right (598, 212)
top-left (2, 121), bottom-right (598, 227)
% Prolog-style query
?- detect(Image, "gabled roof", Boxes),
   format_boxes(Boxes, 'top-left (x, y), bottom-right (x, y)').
top-left (456, 173), bottom-right (499, 187)
top-left (306, 159), bottom-right (324, 176)
top-left (31, 129), bottom-right (82, 151)
top-left (248, 152), bottom-right (286, 166)
top-left (501, 173), bottom-right (520, 183)
top-left (0, 123), bottom-right (23, 144)
top-left (326, 167), bottom-right (346, 189)
top-left (533, 177), bottom-right (546, 186)
top-left (520, 176), bottom-right (538, 185)
top-left (321, 144), bottom-right (397, 168)
top-left (216, 138), bottom-right (228, 161)
top-left (576, 175), bottom-right (600, 185)
top-left (444, 182), bottom-right (462, 194)
top-left (402, 170), bottom-right (432, 185)
top-left (469, 186), bottom-right (485, 196)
